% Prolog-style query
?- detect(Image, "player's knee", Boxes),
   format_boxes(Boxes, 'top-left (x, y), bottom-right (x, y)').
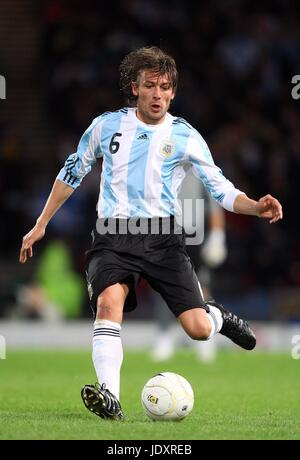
top-left (187, 321), bottom-right (211, 341)
top-left (179, 309), bottom-right (212, 341)
top-left (96, 300), bottom-right (113, 319)
top-left (96, 283), bottom-right (128, 322)
top-left (96, 290), bottom-right (121, 320)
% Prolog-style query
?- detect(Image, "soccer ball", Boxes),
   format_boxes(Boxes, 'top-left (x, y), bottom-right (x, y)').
top-left (141, 372), bottom-right (194, 421)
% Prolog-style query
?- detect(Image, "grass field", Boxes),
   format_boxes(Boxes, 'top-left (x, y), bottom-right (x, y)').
top-left (0, 349), bottom-right (299, 440)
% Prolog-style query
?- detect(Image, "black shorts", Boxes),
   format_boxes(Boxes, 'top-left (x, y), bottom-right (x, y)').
top-left (85, 218), bottom-right (207, 318)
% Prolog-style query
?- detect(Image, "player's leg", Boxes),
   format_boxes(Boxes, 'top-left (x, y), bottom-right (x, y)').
top-left (176, 251), bottom-right (256, 350)
top-left (206, 299), bottom-right (256, 350)
top-left (93, 282), bottom-right (129, 399)
top-left (187, 265), bottom-right (217, 362)
top-left (83, 226), bottom-right (143, 419)
top-left (144, 230), bottom-right (256, 351)
top-left (178, 306), bottom-right (222, 341)
top-left (178, 301), bottom-right (256, 350)
top-left (82, 282), bottom-right (129, 420)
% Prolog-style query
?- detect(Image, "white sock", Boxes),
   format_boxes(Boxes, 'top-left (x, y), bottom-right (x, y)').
top-left (92, 319), bottom-right (123, 400)
top-left (206, 305), bottom-right (223, 339)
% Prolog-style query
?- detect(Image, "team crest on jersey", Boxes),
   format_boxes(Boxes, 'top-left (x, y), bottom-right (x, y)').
top-left (160, 139), bottom-right (175, 157)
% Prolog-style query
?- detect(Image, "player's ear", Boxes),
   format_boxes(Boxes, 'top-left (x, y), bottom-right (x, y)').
top-left (131, 82), bottom-right (138, 97)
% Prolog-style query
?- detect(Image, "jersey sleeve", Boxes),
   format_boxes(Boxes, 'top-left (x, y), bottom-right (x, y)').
top-left (56, 116), bottom-right (103, 189)
top-left (187, 129), bottom-right (244, 212)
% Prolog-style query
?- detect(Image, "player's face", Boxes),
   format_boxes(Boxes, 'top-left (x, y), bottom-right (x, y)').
top-left (131, 70), bottom-right (175, 125)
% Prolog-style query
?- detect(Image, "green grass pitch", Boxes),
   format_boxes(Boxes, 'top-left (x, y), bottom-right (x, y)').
top-left (0, 349), bottom-right (299, 440)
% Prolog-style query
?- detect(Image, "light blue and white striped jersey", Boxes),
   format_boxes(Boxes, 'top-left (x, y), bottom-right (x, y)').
top-left (57, 107), bottom-right (243, 218)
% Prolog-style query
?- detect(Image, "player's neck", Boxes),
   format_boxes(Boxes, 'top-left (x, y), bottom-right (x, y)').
top-left (135, 108), bottom-right (166, 126)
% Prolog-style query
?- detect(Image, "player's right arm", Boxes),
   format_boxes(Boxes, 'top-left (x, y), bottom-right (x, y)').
top-left (19, 116), bottom-right (103, 264)
top-left (19, 180), bottom-right (74, 263)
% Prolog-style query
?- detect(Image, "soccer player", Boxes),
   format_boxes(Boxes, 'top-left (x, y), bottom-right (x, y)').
top-left (19, 46), bottom-right (283, 420)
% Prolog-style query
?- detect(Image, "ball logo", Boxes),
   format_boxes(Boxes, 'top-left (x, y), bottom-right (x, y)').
top-left (147, 394), bottom-right (158, 404)
top-left (182, 405), bottom-right (188, 411)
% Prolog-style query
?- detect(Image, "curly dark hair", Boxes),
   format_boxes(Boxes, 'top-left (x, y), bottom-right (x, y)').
top-left (119, 46), bottom-right (178, 106)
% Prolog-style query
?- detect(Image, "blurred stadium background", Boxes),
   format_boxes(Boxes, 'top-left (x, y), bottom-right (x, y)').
top-left (0, 0), bottom-right (300, 353)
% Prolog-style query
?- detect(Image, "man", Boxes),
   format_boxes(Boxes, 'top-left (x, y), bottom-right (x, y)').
top-left (19, 46), bottom-right (283, 420)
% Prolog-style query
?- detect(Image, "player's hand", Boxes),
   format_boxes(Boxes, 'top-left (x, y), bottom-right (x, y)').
top-left (255, 194), bottom-right (283, 223)
top-left (19, 224), bottom-right (46, 264)
top-left (201, 228), bottom-right (227, 268)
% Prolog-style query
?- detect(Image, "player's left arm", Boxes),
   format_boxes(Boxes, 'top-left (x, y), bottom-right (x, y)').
top-left (233, 193), bottom-right (283, 223)
top-left (188, 129), bottom-right (283, 223)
